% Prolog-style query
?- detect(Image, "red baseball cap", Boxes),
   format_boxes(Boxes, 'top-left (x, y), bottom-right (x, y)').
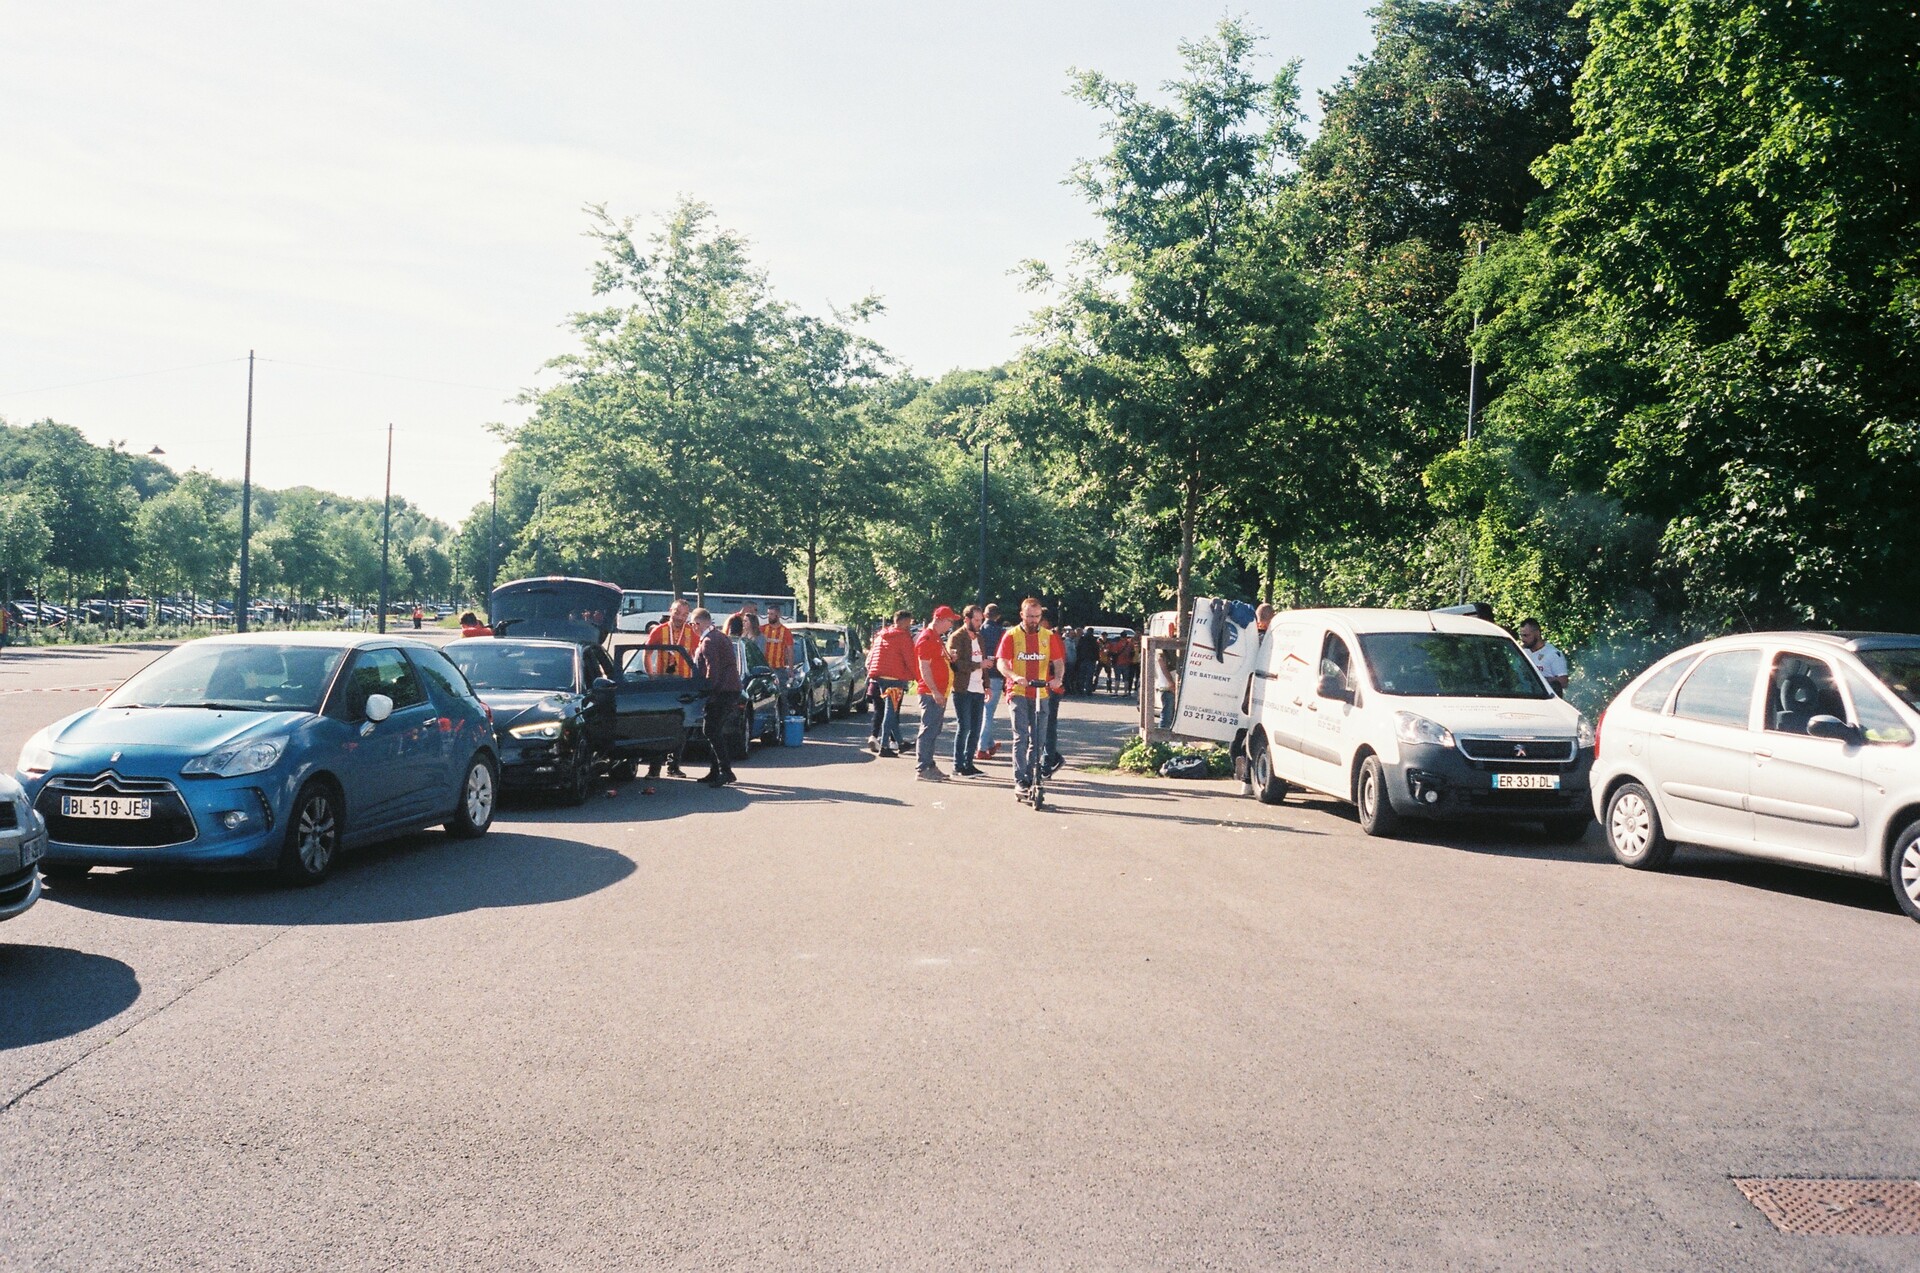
top-left (931, 605), bottom-right (959, 622)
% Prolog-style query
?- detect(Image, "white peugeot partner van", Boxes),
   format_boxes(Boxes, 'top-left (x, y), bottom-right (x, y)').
top-left (1239, 609), bottom-right (1595, 838)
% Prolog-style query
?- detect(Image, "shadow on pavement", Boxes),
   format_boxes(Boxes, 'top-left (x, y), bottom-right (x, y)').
top-left (0, 946), bottom-right (140, 1050)
top-left (39, 830), bottom-right (635, 926)
top-left (1668, 848), bottom-right (1901, 916)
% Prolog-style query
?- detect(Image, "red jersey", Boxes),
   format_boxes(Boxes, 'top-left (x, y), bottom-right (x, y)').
top-left (913, 627), bottom-right (952, 696)
top-left (995, 625), bottom-right (1065, 698)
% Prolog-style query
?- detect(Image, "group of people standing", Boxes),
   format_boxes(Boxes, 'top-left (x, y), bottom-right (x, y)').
top-left (864, 598), bottom-right (1067, 797)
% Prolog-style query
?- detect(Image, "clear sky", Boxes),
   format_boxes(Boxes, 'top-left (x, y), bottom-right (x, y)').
top-left (1, 2), bottom-right (1374, 525)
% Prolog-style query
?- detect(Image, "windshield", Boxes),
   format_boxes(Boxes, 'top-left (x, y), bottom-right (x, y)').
top-left (447, 643), bottom-right (575, 692)
top-left (105, 643), bottom-right (346, 712)
top-left (799, 628), bottom-right (846, 657)
top-left (1857, 648), bottom-right (1920, 713)
top-left (1358, 633), bottom-right (1552, 699)
top-left (489, 581), bottom-right (618, 642)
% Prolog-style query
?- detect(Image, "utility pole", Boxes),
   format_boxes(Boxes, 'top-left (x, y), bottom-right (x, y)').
top-left (488, 471), bottom-right (498, 602)
top-left (1465, 238), bottom-right (1485, 442)
top-left (977, 442), bottom-right (989, 607)
top-left (236, 350), bottom-right (255, 633)
top-left (378, 423), bottom-right (393, 634)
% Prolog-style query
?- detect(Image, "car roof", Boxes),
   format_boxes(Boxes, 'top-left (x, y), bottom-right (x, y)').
top-left (1277, 607), bottom-right (1514, 638)
top-left (183, 631), bottom-right (428, 650)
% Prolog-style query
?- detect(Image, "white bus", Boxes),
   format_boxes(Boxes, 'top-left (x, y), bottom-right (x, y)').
top-left (616, 589), bottom-right (804, 632)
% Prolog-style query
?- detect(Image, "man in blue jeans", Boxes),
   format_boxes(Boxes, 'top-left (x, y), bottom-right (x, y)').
top-left (995, 597), bottom-right (1066, 797)
top-left (947, 604), bottom-right (988, 777)
top-left (976, 603), bottom-right (1006, 758)
top-left (913, 605), bottom-right (958, 781)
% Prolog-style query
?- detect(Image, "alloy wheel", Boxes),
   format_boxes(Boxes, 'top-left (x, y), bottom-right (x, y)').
top-left (1901, 840), bottom-right (1920, 909)
top-left (297, 794), bottom-right (337, 874)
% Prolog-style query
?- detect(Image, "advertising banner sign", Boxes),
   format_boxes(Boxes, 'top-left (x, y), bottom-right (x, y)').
top-left (1173, 598), bottom-right (1258, 742)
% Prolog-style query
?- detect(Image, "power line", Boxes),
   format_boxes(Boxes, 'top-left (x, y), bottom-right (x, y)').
top-left (0, 356), bottom-right (246, 401)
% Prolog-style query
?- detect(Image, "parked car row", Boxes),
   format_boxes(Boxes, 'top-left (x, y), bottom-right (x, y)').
top-left (1231, 607), bottom-right (1920, 922)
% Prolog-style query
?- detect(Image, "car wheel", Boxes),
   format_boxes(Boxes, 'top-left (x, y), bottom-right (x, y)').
top-left (277, 781), bottom-right (341, 886)
top-left (38, 862), bottom-right (91, 883)
top-left (1249, 732), bottom-right (1288, 805)
top-left (854, 693), bottom-right (869, 716)
top-left (446, 752), bottom-right (498, 839)
top-left (1888, 821), bottom-right (1920, 923)
top-left (1604, 782), bottom-right (1673, 869)
top-left (563, 753), bottom-right (592, 806)
top-left (731, 713), bottom-right (753, 761)
top-left (1542, 814), bottom-right (1591, 843)
top-left (1355, 755), bottom-right (1403, 837)
top-left (610, 758), bottom-right (638, 783)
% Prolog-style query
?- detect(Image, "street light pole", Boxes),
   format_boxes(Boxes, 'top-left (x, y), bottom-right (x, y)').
top-left (236, 350), bottom-right (254, 633)
top-left (488, 471), bottom-right (497, 601)
top-left (378, 423), bottom-right (393, 635)
top-left (977, 442), bottom-right (989, 607)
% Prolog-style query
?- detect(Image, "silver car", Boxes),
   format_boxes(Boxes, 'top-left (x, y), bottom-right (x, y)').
top-left (0, 773), bottom-right (49, 922)
top-left (1591, 632), bottom-right (1920, 922)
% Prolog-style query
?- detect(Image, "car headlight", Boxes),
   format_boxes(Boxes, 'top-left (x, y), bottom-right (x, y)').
top-left (182, 736), bottom-right (289, 777)
top-left (17, 730), bottom-right (53, 777)
top-left (508, 721), bottom-right (563, 740)
top-left (1576, 715), bottom-right (1596, 749)
top-left (1394, 712), bottom-right (1455, 748)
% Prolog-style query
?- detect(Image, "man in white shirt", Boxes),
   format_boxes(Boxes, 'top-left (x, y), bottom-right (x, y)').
top-left (1518, 618), bottom-right (1570, 695)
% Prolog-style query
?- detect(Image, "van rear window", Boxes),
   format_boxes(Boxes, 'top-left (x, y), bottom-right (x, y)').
top-left (1358, 633), bottom-right (1550, 699)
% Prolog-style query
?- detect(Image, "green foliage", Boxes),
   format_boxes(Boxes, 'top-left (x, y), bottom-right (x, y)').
top-left (1115, 736), bottom-right (1233, 778)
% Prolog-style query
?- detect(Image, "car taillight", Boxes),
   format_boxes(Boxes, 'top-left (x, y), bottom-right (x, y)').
top-left (1594, 708), bottom-right (1607, 758)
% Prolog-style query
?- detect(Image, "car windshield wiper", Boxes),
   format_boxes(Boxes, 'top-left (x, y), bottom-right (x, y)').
top-left (192, 701), bottom-right (277, 711)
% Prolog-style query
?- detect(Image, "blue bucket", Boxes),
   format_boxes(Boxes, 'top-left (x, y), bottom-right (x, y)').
top-left (781, 715), bottom-right (806, 747)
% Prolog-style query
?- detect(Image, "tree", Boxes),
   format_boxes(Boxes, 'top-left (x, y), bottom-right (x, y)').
top-left (515, 199), bottom-right (785, 600)
top-left (1017, 20), bottom-right (1315, 640)
top-left (0, 492), bottom-right (51, 609)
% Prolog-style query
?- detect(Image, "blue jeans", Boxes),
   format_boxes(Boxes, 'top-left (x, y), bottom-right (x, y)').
top-left (874, 678), bottom-right (909, 750)
top-left (951, 690), bottom-right (983, 768)
top-left (915, 693), bottom-right (947, 770)
top-left (979, 677), bottom-right (1003, 751)
top-left (1158, 686), bottom-right (1178, 729)
top-left (1010, 694), bottom-right (1051, 788)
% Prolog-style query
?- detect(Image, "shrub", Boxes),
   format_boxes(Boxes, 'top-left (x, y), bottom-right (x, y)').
top-left (1115, 735), bottom-right (1232, 778)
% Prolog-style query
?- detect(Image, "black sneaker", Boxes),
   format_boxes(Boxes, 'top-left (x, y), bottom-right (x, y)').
top-left (879, 747), bottom-right (899, 758)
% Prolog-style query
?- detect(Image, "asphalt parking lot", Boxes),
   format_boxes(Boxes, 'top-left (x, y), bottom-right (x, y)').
top-left (2, 643), bottom-right (1918, 1270)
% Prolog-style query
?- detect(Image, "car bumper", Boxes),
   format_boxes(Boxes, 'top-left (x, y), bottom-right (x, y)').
top-left (1385, 742), bottom-right (1593, 821)
top-left (0, 859), bottom-right (42, 921)
top-left (36, 776), bottom-right (285, 872)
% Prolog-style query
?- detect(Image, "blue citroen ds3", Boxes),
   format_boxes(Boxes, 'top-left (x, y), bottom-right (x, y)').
top-left (17, 633), bottom-right (499, 885)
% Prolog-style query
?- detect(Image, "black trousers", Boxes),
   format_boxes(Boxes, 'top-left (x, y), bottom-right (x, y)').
top-left (704, 693), bottom-right (739, 778)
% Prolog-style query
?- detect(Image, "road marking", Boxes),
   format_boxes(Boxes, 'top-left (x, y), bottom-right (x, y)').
top-left (0, 684), bottom-right (119, 695)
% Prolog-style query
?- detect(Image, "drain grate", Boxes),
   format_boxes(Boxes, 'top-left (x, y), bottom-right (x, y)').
top-left (1733, 1178), bottom-right (1920, 1236)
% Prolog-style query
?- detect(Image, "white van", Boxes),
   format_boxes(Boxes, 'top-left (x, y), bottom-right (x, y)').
top-left (1240, 608), bottom-right (1595, 838)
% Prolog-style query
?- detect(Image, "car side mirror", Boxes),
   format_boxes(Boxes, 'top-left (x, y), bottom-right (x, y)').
top-left (1316, 673), bottom-right (1351, 703)
top-left (591, 676), bottom-right (615, 692)
top-left (364, 693), bottom-right (394, 723)
top-left (1807, 714), bottom-right (1860, 744)
top-left (813, 658), bottom-right (827, 671)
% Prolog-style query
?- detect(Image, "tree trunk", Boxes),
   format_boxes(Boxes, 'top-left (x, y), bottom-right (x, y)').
top-left (1263, 539), bottom-right (1276, 607)
top-left (805, 538), bottom-right (819, 623)
top-left (693, 530), bottom-right (706, 607)
top-left (1175, 469), bottom-right (1198, 648)
top-left (667, 532), bottom-right (681, 598)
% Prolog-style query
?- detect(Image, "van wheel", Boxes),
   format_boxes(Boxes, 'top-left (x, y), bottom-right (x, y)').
top-left (1889, 821), bottom-right (1920, 922)
top-left (1605, 782), bottom-right (1673, 869)
top-left (1249, 733), bottom-right (1288, 805)
top-left (1356, 755), bottom-right (1402, 837)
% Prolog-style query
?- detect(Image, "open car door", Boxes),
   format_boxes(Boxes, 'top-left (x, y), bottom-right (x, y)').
top-left (610, 642), bottom-right (707, 764)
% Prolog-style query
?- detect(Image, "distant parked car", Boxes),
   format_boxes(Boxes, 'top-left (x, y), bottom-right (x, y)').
top-left (0, 773), bottom-right (48, 923)
top-left (18, 633), bottom-right (499, 885)
top-left (1592, 631), bottom-right (1920, 923)
top-left (792, 622), bottom-right (868, 716)
top-left (778, 633), bottom-right (834, 728)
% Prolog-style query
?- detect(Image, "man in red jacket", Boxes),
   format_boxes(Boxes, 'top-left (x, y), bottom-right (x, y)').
top-left (868, 609), bottom-right (917, 758)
